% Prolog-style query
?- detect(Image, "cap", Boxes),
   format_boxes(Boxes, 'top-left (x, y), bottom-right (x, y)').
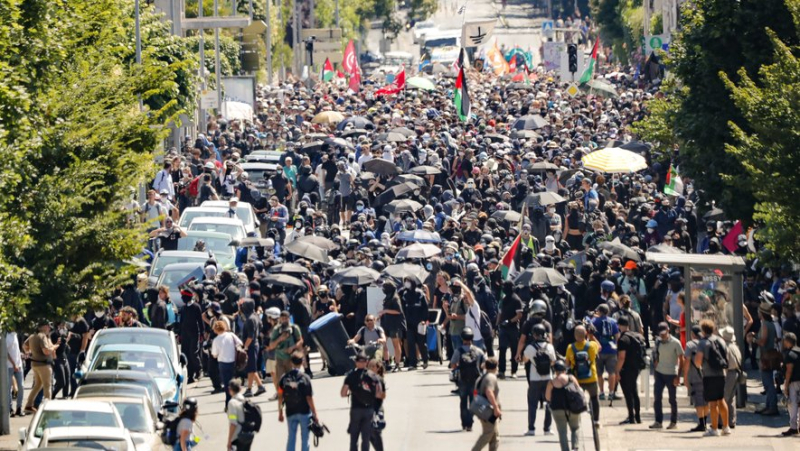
top-left (623, 261), bottom-right (637, 270)
top-left (355, 352), bottom-right (369, 362)
top-left (720, 326), bottom-right (735, 343)
top-left (209, 302), bottom-right (222, 314)
top-left (204, 162), bottom-right (216, 169)
top-left (230, 197), bottom-right (239, 202)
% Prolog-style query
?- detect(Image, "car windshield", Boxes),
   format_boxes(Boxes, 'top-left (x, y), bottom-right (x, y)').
top-left (45, 438), bottom-right (129, 450)
top-left (188, 222), bottom-right (244, 241)
top-left (75, 385), bottom-right (148, 399)
top-left (150, 255), bottom-right (208, 277)
top-left (35, 411), bottom-right (120, 438)
top-left (178, 235), bottom-right (234, 256)
top-left (234, 206), bottom-right (253, 224)
top-left (90, 333), bottom-right (174, 362)
top-left (157, 267), bottom-right (202, 294)
top-left (113, 402), bottom-right (150, 433)
top-left (243, 168), bottom-right (272, 183)
top-left (90, 350), bottom-right (173, 378)
top-left (178, 210), bottom-right (227, 228)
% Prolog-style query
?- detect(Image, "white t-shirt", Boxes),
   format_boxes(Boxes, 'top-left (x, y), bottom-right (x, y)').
top-left (6, 332), bottom-right (22, 369)
top-left (211, 331), bottom-right (242, 364)
top-left (465, 302), bottom-right (483, 342)
top-left (523, 341), bottom-right (556, 382)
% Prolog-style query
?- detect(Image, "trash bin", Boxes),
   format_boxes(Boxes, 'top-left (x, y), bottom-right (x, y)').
top-left (309, 312), bottom-right (356, 376)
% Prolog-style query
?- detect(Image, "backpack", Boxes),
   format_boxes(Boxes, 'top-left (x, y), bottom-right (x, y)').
top-left (188, 176), bottom-right (200, 198)
top-left (532, 342), bottom-right (553, 376)
top-left (241, 399), bottom-right (263, 433)
top-left (161, 414), bottom-right (181, 445)
top-left (458, 346), bottom-right (481, 385)
top-left (706, 337), bottom-right (729, 371)
top-left (469, 307), bottom-right (493, 343)
top-left (571, 343), bottom-right (592, 380)
top-left (623, 331), bottom-right (647, 370)
top-left (350, 369), bottom-right (378, 407)
top-left (565, 380), bottom-right (588, 414)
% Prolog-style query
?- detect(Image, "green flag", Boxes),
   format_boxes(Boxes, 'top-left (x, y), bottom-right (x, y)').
top-left (579, 37), bottom-right (599, 85)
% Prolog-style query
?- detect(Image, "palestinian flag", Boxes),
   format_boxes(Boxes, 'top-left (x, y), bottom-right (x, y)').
top-left (664, 163), bottom-right (684, 196)
top-left (499, 234), bottom-right (523, 280)
top-left (579, 36), bottom-right (599, 85)
top-left (454, 48), bottom-right (471, 122)
top-left (321, 58), bottom-right (334, 82)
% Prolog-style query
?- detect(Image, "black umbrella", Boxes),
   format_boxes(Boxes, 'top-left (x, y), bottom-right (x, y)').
top-left (528, 161), bottom-right (560, 173)
top-left (408, 165), bottom-right (441, 175)
top-left (301, 140), bottom-right (325, 153)
top-left (306, 133), bottom-right (329, 140)
top-left (377, 132), bottom-right (408, 143)
top-left (324, 137), bottom-right (355, 150)
top-left (385, 199), bottom-right (423, 214)
top-left (268, 263), bottom-right (311, 275)
top-left (491, 210), bottom-right (525, 224)
top-left (234, 237), bottom-right (273, 247)
top-left (342, 128), bottom-right (370, 138)
top-left (285, 240), bottom-right (329, 263)
top-left (261, 273), bottom-right (307, 289)
top-left (703, 207), bottom-right (725, 221)
top-left (374, 181), bottom-right (418, 207)
top-left (619, 141), bottom-right (651, 154)
top-left (512, 114), bottom-right (548, 130)
top-left (383, 263), bottom-right (430, 284)
top-left (396, 243), bottom-right (441, 259)
top-left (390, 127), bottom-right (415, 137)
top-left (558, 169), bottom-right (582, 185)
top-left (336, 116), bottom-right (374, 130)
top-left (599, 239), bottom-right (641, 262)
top-left (513, 267), bottom-right (569, 287)
top-left (332, 267), bottom-right (381, 286)
top-left (294, 235), bottom-right (338, 251)
top-left (363, 158), bottom-right (400, 176)
top-left (511, 129), bottom-right (540, 139)
top-left (485, 133), bottom-right (509, 143)
top-left (525, 192), bottom-right (567, 207)
top-left (391, 174), bottom-right (425, 186)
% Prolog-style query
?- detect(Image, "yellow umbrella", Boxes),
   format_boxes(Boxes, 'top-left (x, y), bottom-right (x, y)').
top-left (581, 147), bottom-right (648, 173)
top-left (312, 111), bottom-right (345, 124)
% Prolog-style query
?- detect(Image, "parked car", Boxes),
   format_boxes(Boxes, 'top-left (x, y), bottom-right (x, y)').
top-left (177, 231), bottom-right (236, 270)
top-left (76, 371), bottom-right (168, 413)
top-left (76, 329), bottom-right (187, 402)
top-left (177, 206), bottom-right (228, 229)
top-left (39, 426), bottom-right (136, 450)
top-left (73, 383), bottom-right (164, 421)
top-left (239, 162), bottom-right (279, 197)
top-left (155, 262), bottom-right (206, 308)
top-left (187, 217), bottom-right (247, 242)
top-left (147, 249), bottom-right (213, 286)
top-left (244, 150), bottom-right (283, 164)
top-left (73, 395), bottom-right (166, 450)
top-left (200, 200), bottom-right (258, 236)
top-left (18, 400), bottom-right (123, 450)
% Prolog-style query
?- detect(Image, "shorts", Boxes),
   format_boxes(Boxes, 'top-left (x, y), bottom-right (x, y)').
top-left (703, 376), bottom-right (726, 402)
top-left (246, 346), bottom-right (259, 374)
top-left (383, 325), bottom-right (404, 339)
top-left (340, 193), bottom-right (357, 210)
top-left (275, 358), bottom-right (293, 381)
top-left (596, 354), bottom-right (618, 376)
top-left (265, 359), bottom-right (276, 374)
top-left (690, 380), bottom-right (708, 407)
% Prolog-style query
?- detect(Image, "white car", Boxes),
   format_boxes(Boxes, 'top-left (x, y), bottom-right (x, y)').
top-left (188, 216), bottom-right (247, 242)
top-left (177, 206), bottom-right (229, 229)
top-left (39, 426), bottom-right (136, 450)
top-left (177, 231), bottom-right (236, 270)
top-left (75, 395), bottom-right (167, 450)
top-left (76, 328), bottom-right (188, 404)
top-left (200, 200), bottom-right (259, 235)
top-left (18, 399), bottom-right (123, 450)
top-left (413, 20), bottom-right (438, 44)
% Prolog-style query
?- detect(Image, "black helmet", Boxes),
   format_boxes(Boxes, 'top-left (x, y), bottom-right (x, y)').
top-left (371, 260), bottom-right (386, 272)
top-left (553, 359), bottom-right (567, 372)
top-left (532, 323), bottom-right (547, 339)
top-left (460, 327), bottom-right (475, 341)
top-left (182, 397), bottom-right (198, 412)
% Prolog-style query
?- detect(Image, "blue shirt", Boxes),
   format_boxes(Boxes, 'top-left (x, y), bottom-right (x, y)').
top-left (592, 316), bottom-right (619, 355)
top-left (584, 188), bottom-right (598, 210)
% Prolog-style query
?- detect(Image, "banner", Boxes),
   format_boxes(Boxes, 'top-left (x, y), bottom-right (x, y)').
top-left (461, 19), bottom-right (496, 47)
top-left (543, 42), bottom-right (566, 72)
top-left (486, 41), bottom-right (509, 76)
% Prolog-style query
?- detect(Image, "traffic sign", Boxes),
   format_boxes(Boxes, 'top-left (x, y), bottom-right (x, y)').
top-left (201, 89), bottom-right (218, 109)
top-left (542, 20), bottom-right (554, 38)
top-left (644, 34), bottom-right (671, 55)
top-left (565, 83), bottom-right (579, 97)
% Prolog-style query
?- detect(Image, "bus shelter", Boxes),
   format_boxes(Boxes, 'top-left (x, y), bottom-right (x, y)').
top-left (645, 253), bottom-right (748, 352)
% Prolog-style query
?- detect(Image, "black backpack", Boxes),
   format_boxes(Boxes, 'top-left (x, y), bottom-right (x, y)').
top-left (624, 331), bottom-right (647, 370)
top-left (706, 337), bottom-right (728, 371)
top-left (161, 414), bottom-right (181, 445)
top-left (469, 308), bottom-right (493, 343)
top-left (241, 399), bottom-right (263, 433)
top-left (532, 342), bottom-right (553, 376)
top-left (565, 380), bottom-right (588, 414)
top-left (458, 346), bottom-right (481, 385)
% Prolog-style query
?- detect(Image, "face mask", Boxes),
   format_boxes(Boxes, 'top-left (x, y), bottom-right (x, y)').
top-left (647, 228), bottom-right (655, 234)
top-left (548, 207), bottom-right (556, 214)
top-left (95, 310), bottom-right (105, 318)
top-left (445, 255), bottom-right (453, 261)
top-left (545, 242), bottom-right (555, 251)
top-left (356, 205), bottom-right (364, 211)
top-left (685, 207), bottom-right (692, 212)
top-left (404, 282), bottom-right (412, 290)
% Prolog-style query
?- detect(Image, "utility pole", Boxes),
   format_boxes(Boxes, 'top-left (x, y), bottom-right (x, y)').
top-left (278, 1), bottom-right (284, 80)
top-left (266, 0), bottom-right (272, 85)
top-left (293, 0), bottom-right (300, 76)
top-left (198, 0), bottom-right (206, 134)
top-left (0, 333), bottom-right (9, 435)
top-left (335, 0), bottom-right (339, 27)
top-left (135, 0), bottom-right (143, 111)
top-left (214, 0), bottom-right (223, 119)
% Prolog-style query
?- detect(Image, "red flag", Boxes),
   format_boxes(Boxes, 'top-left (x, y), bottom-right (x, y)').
top-left (336, 70), bottom-right (345, 78)
top-left (722, 220), bottom-right (744, 253)
top-left (342, 40), bottom-right (361, 92)
top-left (375, 66), bottom-right (405, 96)
top-left (349, 71), bottom-right (361, 93)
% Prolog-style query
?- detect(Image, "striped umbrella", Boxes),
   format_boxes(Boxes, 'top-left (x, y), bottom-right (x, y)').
top-left (581, 147), bottom-right (648, 173)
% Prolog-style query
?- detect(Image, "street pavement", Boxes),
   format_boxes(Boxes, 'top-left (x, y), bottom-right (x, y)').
top-left (2, 352), bottom-right (799, 450)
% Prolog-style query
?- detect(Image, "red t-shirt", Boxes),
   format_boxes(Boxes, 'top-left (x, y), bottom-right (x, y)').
top-left (679, 312), bottom-right (686, 349)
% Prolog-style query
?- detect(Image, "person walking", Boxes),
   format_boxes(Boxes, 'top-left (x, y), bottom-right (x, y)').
top-left (279, 350), bottom-right (319, 451)
top-left (242, 298), bottom-right (267, 397)
top-left (721, 326), bottom-right (743, 428)
top-left (50, 320), bottom-right (70, 400)
top-left (211, 319), bottom-right (242, 409)
top-left (341, 352), bottom-right (383, 451)
top-left (450, 327), bottom-right (486, 432)
top-left (6, 330), bottom-right (24, 417)
top-left (650, 322), bottom-right (684, 429)
top-left (269, 310), bottom-right (303, 391)
top-left (780, 332), bottom-right (800, 436)
top-left (546, 360), bottom-right (582, 451)
top-left (367, 360), bottom-right (387, 451)
top-left (179, 289), bottom-right (205, 384)
top-left (565, 325), bottom-right (601, 425)
top-left (753, 293), bottom-right (780, 416)
top-left (693, 319), bottom-right (731, 436)
top-left (684, 325), bottom-right (710, 432)
top-left (522, 323), bottom-right (555, 435)
top-left (497, 280), bottom-right (523, 379)
top-left (472, 357), bottom-right (501, 451)
top-left (377, 281), bottom-right (405, 372)
top-left (226, 380), bottom-right (254, 451)
top-left (174, 398), bottom-right (200, 451)
top-left (24, 321), bottom-right (58, 413)
top-left (591, 303), bottom-right (620, 401)
top-left (614, 316), bottom-right (645, 424)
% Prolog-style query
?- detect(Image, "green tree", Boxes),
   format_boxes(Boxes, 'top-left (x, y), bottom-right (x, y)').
top-left (722, 2), bottom-right (800, 262)
top-left (638, 0), bottom-right (798, 220)
top-left (0, 0), bottom-right (198, 329)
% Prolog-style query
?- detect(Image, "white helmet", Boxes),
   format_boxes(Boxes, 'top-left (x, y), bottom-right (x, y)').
top-left (265, 307), bottom-right (281, 319)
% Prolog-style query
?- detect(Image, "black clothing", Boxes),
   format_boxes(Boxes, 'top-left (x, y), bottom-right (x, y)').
top-left (148, 300), bottom-right (168, 330)
top-left (344, 368), bottom-right (381, 409)
top-left (67, 318), bottom-right (90, 352)
top-left (279, 368), bottom-right (314, 415)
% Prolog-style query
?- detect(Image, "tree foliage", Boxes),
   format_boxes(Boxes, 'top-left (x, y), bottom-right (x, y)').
top-left (722, 1), bottom-right (800, 262)
top-left (0, 0), bottom-right (199, 329)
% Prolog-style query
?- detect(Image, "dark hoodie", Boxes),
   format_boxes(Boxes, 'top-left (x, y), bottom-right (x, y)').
top-left (240, 298), bottom-right (260, 346)
top-left (400, 280), bottom-right (428, 325)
